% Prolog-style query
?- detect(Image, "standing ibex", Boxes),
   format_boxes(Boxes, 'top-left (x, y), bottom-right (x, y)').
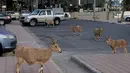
top-left (45, 19), bottom-right (55, 27)
top-left (70, 25), bottom-right (82, 36)
top-left (93, 27), bottom-right (103, 41)
top-left (15, 36), bottom-right (62, 73)
top-left (105, 36), bottom-right (128, 55)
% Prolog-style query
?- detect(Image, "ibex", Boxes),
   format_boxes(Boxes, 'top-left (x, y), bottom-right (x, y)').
top-left (45, 19), bottom-right (55, 27)
top-left (70, 25), bottom-right (82, 36)
top-left (93, 27), bottom-right (103, 41)
top-left (105, 36), bottom-right (128, 55)
top-left (15, 36), bottom-right (62, 73)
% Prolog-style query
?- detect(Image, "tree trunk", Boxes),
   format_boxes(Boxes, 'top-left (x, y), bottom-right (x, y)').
top-left (106, 10), bottom-right (109, 20)
top-left (120, 10), bottom-right (125, 22)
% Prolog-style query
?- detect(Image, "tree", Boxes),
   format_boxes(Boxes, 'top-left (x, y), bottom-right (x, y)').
top-left (105, 0), bottom-right (116, 20)
top-left (120, 0), bottom-right (130, 22)
top-left (121, 0), bottom-right (130, 10)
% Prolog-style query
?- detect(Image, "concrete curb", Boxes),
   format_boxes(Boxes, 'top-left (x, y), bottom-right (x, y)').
top-left (23, 26), bottom-right (64, 73)
top-left (77, 18), bottom-right (130, 25)
top-left (50, 60), bottom-right (64, 73)
top-left (71, 55), bottom-right (101, 73)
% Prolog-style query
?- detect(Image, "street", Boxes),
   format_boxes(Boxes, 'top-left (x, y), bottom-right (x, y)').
top-left (21, 19), bottom-right (130, 73)
top-left (24, 19), bottom-right (130, 54)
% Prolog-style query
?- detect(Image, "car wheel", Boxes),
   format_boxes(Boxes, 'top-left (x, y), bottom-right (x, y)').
top-left (0, 20), bottom-right (5, 25)
top-left (54, 19), bottom-right (60, 25)
top-left (125, 17), bottom-right (130, 22)
top-left (64, 14), bottom-right (69, 17)
top-left (30, 19), bottom-right (37, 26)
top-left (0, 44), bottom-right (3, 56)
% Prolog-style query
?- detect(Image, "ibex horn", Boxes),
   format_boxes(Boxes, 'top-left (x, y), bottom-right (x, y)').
top-left (45, 36), bottom-right (57, 43)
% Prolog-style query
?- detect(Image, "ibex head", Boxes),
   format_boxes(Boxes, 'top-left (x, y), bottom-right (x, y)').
top-left (97, 26), bottom-right (103, 32)
top-left (99, 28), bottom-right (103, 32)
top-left (105, 36), bottom-right (111, 44)
top-left (45, 36), bottom-right (62, 53)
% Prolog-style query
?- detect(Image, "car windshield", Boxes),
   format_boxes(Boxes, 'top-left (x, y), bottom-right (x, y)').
top-left (0, 12), bottom-right (7, 16)
top-left (31, 10), bottom-right (40, 15)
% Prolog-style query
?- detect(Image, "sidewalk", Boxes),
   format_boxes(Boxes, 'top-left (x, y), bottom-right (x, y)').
top-left (0, 24), bottom-right (62, 73)
top-left (71, 12), bottom-right (130, 25)
top-left (71, 54), bottom-right (130, 73)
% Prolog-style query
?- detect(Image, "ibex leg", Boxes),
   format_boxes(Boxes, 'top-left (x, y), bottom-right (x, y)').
top-left (38, 64), bottom-right (43, 73)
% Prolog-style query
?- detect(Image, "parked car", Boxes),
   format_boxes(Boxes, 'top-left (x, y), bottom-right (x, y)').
top-left (64, 12), bottom-right (71, 19)
top-left (114, 11), bottom-right (130, 22)
top-left (0, 12), bottom-right (11, 25)
top-left (5, 11), bottom-right (18, 19)
top-left (20, 10), bottom-right (31, 16)
top-left (0, 26), bottom-right (17, 56)
top-left (15, 12), bottom-right (20, 19)
top-left (19, 8), bottom-right (67, 26)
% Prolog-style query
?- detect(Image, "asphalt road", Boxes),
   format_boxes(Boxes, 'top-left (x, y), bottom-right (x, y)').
top-left (23, 19), bottom-right (130, 73)
top-left (24, 19), bottom-right (130, 54)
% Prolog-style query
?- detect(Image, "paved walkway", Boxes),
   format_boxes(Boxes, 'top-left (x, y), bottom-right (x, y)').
top-left (71, 12), bottom-right (130, 24)
top-left (71, 54), bottom-right (130, 73)
top-left (0, 24), bottom-right (60, 73)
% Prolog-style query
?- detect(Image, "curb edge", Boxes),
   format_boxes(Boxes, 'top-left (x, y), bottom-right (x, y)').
top-left (50, 60), bottom-right (64, 73)
top-left (71, 55), bottom-right (101, 73)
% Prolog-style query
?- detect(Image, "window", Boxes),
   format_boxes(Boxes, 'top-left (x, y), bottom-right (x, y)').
top-left (54, 13), bottom-right (64, 15)
top-left (40, 11), bottom-right (46, 15)
top-left (0, 13), bottom-right (4, 17)
top-left (7, 11), bottom-right (15, 14)
top-left (47, 10), bottom-right (51, 15)
top-left (21, 10), bottom-right (30, 14)
top-left (31, 10), bottom-right (40, 15)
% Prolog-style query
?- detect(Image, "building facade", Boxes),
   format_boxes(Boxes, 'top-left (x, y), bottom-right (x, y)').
top-left (0, 0), bottom-right (6, 11)
top-left (2, 0), bottom-right (123, 11)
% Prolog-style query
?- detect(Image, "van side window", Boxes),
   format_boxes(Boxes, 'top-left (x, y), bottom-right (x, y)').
top-left (47, 10), bottom-right (51, 15)
top-left (40, 11), bottom-right (46, 15)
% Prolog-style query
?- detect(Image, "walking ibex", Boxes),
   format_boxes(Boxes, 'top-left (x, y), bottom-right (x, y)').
top-left (15, 36), bottom-right (62, 73)
top-left (105, 36), bottom-right (128, 55)
top-left (93, 27), bottom-right (103, 41)
top-left (45, 19), bottom-right (55, 27)
top-left (70, 25), bottom-right (82, 36)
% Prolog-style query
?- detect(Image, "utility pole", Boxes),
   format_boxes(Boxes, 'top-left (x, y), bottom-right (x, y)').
top-left (93, 0), bottom-right (96, 20)
top-left (17, 0), bottom-right (19, 12)
top-left (106, 0), bottom-right (109, 20)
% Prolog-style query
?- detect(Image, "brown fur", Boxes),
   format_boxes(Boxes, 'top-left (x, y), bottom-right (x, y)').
top-left (105, 36), bottom-right (128, 55)
top-left (45, 20), bottom-right (55, 27)
top-left (15, 36), bottom-right (62, 73)
top-left (70, 25), bottom-right (82, 36)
